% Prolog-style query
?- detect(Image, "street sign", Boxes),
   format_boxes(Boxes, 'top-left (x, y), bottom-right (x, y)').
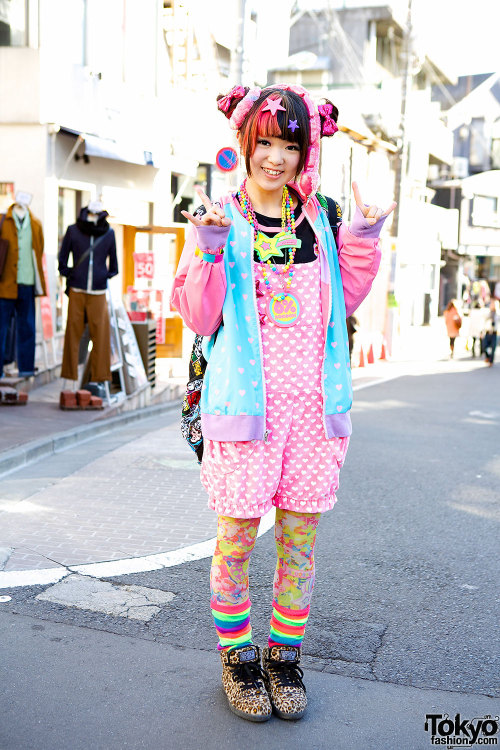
top-left (216, 147), bottom-right (238, 172)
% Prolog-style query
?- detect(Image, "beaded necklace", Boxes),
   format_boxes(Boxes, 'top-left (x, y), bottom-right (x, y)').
top-left (237, 180), bottom-right (303, 328)
top-left (237, 180), bottom-right (301, 301)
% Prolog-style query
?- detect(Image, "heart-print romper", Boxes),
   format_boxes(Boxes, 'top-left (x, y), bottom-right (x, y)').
top-left (200, 257), bottom-right (349, 519)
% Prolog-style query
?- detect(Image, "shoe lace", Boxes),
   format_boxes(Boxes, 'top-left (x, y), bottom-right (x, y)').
top-left (268, 660), bottom-right (306, 692)
top-left (233, 660), bottom-right (267, 691)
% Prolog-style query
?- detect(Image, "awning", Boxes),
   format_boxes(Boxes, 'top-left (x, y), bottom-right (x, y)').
top-left (60, 128), bottom-right (156, 167)
top-left (84, 134), bottom-right (155, 166)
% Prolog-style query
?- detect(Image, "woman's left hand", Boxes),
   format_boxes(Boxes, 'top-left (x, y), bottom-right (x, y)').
top-left (352, 182), bottom-right (397, 226)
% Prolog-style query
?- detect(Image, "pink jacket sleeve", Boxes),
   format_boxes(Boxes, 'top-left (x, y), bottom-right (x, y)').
top-left (337, 223), bottom-right (382, 317)
top-left (170, 224), bottom-right (230, 335)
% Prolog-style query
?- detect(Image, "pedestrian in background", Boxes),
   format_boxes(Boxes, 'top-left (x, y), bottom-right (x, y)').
top-left (444, 300), bottom-right (462, 359)
top-left (467, 302), bottom-right (487, 358)
top-left (346, 314), bottom-right (359, 364)
top-left (171, 83), bottom-right (395, 723)
top-left (483, 320), bottom-right (497, 367)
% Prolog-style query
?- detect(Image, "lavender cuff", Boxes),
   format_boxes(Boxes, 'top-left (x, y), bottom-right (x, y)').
top-left (196, 224), bottom-right (231, 253)
top-left (349, 205), bottom-right (387, 239)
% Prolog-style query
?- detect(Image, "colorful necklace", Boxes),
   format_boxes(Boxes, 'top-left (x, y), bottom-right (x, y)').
top-left (237, 180), bottom-right (302, 327)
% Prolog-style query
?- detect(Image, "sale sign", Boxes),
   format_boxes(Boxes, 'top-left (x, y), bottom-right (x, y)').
top-left (133, 252), bottom-right (155, 280)
top-left (40, 255), bottom-right (54, 340)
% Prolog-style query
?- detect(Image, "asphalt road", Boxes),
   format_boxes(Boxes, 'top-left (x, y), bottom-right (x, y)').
top-left (1, 359), bottom-right (499, 749)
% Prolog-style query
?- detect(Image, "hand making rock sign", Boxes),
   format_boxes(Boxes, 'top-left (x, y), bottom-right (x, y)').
top-left (181, 185), bottom-right (232, 227)
top-left (351, 180), bottom-right (397, 225)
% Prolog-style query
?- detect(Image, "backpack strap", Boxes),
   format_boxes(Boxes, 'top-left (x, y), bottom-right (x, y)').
top-left (316, 192), bottom-right (342, 237)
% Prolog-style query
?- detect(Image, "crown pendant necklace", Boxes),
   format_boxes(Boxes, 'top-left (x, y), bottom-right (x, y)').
top-left (237, 179), bottom-right (302, 327)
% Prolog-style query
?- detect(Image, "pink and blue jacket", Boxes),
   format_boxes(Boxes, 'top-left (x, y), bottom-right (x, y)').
top-left (171, 192), bottom-right (382, 441)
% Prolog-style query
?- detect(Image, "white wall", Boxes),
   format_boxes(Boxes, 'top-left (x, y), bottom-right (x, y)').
top-left (0, 47), bottom-right (40, 122)
top-left (0, 124), bottom-right (47, 217)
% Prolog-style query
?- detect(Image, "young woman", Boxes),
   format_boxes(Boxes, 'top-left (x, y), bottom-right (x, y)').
top-left (171, 84), bottom-right (395, 722)
top-left (444, 300), bottom-right (462, 359)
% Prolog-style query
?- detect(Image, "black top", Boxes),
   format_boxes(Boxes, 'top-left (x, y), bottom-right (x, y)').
top-left (58, 207), bottom-right (118, 291)
top-left (193, 195), bottom-right (324, 265)
top-left (253, 198), bottom-right (317, 264)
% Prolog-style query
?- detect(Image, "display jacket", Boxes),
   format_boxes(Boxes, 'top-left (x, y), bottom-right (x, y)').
top-left (0, 205), bottom-right (46, 299)
top-left (58, 207), bottom-right (118, 291)
top-left (171, 192), bottom-right (382, 442)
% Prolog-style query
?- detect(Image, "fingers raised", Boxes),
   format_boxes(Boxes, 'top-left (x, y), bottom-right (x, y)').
top-left (383, 201), bottom-right (397, 217)
top-left (194, 185), bottom-right (230, 226)
top-left (351, 181), bottom-right (365, 211)
top-left (181, 210), bottom-right (202, 226)
top-left (194, 185), bottom-right (215, 213)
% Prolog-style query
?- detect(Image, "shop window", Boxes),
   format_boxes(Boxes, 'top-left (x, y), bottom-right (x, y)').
top-left (471, 195), bottom-right (498, 228)
top-left (469, 117), bottom-right (488, 172)
top-left (216, 43), bottom-right (231, 78)
top-left (0, 0), bottom-right (26, 46)
top-left (0, 181), bottom-right (15, 213)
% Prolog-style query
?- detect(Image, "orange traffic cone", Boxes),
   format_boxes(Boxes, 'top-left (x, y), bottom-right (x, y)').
top-left (358, 347), bottom-right (365, 367)
top-left (367, 344), bottom-right (375, 364)
top-left (380, 341), bottom-right (387, 360)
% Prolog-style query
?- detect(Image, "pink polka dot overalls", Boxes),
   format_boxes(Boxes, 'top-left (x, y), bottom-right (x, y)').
top-left (201, 258), bottom-right (349, 519)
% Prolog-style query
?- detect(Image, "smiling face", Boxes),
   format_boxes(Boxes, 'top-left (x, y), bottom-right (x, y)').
top-left (238, 90), bottom-right (310, 184)
top-left (248, 135), bottom-right (301, 193)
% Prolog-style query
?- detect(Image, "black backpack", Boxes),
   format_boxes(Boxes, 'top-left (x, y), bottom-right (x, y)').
top-left (180, 194), bottom-right (342, 463)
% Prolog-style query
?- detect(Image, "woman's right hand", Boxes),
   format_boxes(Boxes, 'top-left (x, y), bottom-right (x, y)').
top-left (181, 186), bottom-right (232, 228)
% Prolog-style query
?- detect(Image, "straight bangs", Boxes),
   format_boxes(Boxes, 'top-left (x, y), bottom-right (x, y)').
top-left (241, 90), bottom-right (310, 176)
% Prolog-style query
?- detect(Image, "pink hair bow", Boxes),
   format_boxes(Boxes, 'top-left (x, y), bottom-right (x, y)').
top-left (218, 85), bottom-right (247, 114)
top-left (318, 103), bottom-right (338, 136)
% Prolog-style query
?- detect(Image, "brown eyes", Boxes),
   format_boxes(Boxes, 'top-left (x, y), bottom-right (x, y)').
top-left (257, 140), bottom-right (299, 151)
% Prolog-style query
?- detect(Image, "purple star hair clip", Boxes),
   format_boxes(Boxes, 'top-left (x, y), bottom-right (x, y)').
top-left (288, 119), bottom-right (299, 132)
top-left (262, 97), bottom-right (286, 117)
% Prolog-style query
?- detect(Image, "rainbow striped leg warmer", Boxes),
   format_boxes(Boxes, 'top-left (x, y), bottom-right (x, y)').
top-left (211, 597), bottom-right (253, 651)
top-left (269, 600), bottom-right (310, 648)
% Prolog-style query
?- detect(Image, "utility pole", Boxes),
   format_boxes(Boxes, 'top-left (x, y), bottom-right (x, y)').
top-left (391, 0), bottom-right (413, 238)
top-left (236, 0), bottom-right (247, 84)
top-left (386, 0), bottom-right (413, 354)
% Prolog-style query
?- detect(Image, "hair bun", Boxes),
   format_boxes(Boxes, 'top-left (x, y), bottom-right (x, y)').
top-left (318, 100), bottom-right (339, 137)
top-left (217, 86), bottom-right (249, 119)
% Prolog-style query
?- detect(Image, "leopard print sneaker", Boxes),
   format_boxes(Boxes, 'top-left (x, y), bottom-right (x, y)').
top-left (220, 645), bottom-right (272, 722)
top-left (262, 645), bottom-right (307, 720)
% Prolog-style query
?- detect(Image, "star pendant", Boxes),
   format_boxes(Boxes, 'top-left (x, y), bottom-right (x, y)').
top-left (254, 232), bottom-right (285, 262)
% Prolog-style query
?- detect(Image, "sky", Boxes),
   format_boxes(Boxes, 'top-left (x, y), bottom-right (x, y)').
top-left (411, 0), bottom-right (499, 77)
top-left (271, 0), bottom-right (499, 78)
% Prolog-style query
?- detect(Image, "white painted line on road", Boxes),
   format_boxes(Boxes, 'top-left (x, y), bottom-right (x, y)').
top-left (0, 567), bottom-right (69, 589)
top-left (0, 507), bottom-right (277, 589)
top-left (0, 370), bottom-right (400, 590)
top-left (352, 373), bottom-right (403, 392)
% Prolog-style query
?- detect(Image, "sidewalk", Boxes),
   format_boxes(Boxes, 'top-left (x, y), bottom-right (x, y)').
top-left (2, 325), bottom-right (498, 750)
top-left (0, 372), bottom-right (184, 476)
top-left (0, 319), bottom-right (491, 583)
top-left (0, 319), bottom-right (450, 466)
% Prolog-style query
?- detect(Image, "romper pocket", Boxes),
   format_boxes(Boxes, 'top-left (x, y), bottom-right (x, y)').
top-left (329, 436), bottom-right (350, 467)
top-left (205, 439), bottom-right (259, 475)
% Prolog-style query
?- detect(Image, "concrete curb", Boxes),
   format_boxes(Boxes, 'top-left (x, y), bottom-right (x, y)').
top-left (0, 398), bottom-right (182, 478)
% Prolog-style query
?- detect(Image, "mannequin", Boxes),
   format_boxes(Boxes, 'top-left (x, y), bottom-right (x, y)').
top-left (0, 191), bottom-right (46, 378)
top-left (58, 201), bottom-right (118, 388)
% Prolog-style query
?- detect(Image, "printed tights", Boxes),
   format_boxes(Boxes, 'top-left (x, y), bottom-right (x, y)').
top-left (210, 509), bottom-right (320, 650)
